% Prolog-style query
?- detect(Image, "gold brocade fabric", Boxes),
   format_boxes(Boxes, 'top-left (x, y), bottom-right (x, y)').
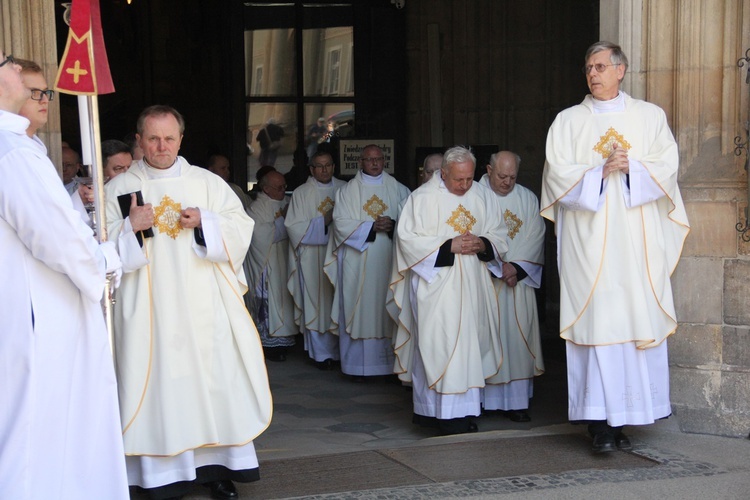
top-left (593, 127), bottom-right (631, 158)
top-left (154, 194), bottom-right (183, 239)
top-left (318, 196), bottom-right (334, 215)
top-left (504, 208), bottom-right (523, 240)
top-left (446, 204), bottom-right (476, 233)
top-left (363, 195), bottom-right (388, 220)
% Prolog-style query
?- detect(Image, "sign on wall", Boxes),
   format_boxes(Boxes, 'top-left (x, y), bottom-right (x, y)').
top-left (339, 139), bottom-right (395, 176)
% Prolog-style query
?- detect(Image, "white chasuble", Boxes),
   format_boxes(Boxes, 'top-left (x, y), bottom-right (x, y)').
top-left (285, 176), bottom-right (346, 336)
top-left (247, 192), bottom-right (296, 338)
top-left (391, 178), bottom-right (509, 394)
top-left (479, 176), bottom-right (546, 386)
top-left (324, 171), bottom-right (410, 342)
top-left (105, 158), bottom-right (272, 458)
top-left (541, 92), bottom-right (689, 348)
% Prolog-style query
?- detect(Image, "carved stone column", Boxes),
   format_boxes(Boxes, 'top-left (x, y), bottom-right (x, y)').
top-left (0, 0), bottom-right (61, 172)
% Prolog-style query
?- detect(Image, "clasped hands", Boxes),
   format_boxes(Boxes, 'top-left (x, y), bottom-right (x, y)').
top-left (128, 192), bottom-right (201, 232)
top-left (373, 215), bottom-right (395, 233)
top-left (602, 143), bottom-right (629, 178)
top-left (451, 231), bottom-right (485, 255)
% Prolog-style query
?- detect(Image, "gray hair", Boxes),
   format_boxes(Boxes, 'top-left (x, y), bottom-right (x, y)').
top-left (488, 151), bottom-right (521, 171)
top-left (137, 105), bottom-right (186, 135)
top-left (585, 41), bottom-right (629, 74)
top-left (441, 146), bottom-right (476, 172)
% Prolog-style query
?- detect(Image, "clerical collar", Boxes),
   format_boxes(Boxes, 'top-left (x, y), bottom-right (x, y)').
top-left (592, 91), bottom-right (625, 114)
top-left (143, 158), bottom-right (181, 179)
top-left (360, 171), bottom-right (383, 185)
top-left (314, 178), bottom-right (334, 187)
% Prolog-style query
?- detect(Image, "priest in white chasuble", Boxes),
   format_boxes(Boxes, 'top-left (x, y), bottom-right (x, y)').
top-left (324, 144), bottom-right (410, 379)
top-left (391, 146), bottom-right (509, 435)
top-left (541, 42), bottom-right (689, 454)
top-left (285, 151), bottom-right (346, 368)
top-left (0, 50), bottom-right (128, 500)
top-left (246, 170), bottom-right (297, 361)
top-left (479, 151), bottom-right (545, 423)
top-left (105, 105), bottom-right (272, 500)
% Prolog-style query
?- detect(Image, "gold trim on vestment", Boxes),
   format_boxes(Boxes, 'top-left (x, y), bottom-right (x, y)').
top-left (318, 196), bottom-right (335, 215)
top-left (446, 204), bottom-right (476, 233)
top-left (503, 208), bottom-right (523, 239)
top-left (153, 195), bottom-right (183, 239)
top-left (362, 195), bottom-right (388, 220)
top-left (593, 127), bottom-right (631, 158)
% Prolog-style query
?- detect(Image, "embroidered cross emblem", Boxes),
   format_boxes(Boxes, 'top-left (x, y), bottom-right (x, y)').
top-left (66, 60), bottom-right (88, 84)
top-left (504, 209), bottom-right (523, 239)
top-left (154, 195), bottom-right (183, 239)
top-left (363, 195), bottom-right (388, 220)
top-left (318, 196), bottom-right (335, 215)
top-left (593, 127), bottom-right (631, 158)
top-left (446, 204), bottom-right (476, 233)
top-left (622, 386), bottom-right (641, 408)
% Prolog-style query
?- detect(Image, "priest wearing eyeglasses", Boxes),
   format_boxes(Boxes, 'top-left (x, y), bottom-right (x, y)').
top-left (541, 41), bottom-right (690, 453)
top-left (324, 144), bottom-right (410, 380)
top-left (0, 50), bottom-right (128, 499)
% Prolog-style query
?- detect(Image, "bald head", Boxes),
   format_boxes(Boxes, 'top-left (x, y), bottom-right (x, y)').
top-left (421, 153), bottom-right (443, 185)
top-left (260, 170), bottom-right (287, 200)
top-left (486, 151), bottom-right (520, 196)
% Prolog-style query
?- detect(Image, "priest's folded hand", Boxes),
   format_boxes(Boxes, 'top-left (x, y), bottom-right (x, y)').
top-left (180, 207), bottom-right (202, 229)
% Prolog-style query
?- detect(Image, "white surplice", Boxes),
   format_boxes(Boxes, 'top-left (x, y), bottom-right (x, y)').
top-left (541, 91), bottom-right (690, 425)
top-left (285, 176), bottom-right (346, 361)
top-left (478, 176), bottom-right (545, 411)
top-left (105, 158), bottom-right (272, 488)
top-left (324, 171), bottom-right (410, 376)
top-left (0, 111), bottom-right (128, 499)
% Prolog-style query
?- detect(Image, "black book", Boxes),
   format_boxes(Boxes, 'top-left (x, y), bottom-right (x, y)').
top-left (117, 191), bottom-right (154, 246)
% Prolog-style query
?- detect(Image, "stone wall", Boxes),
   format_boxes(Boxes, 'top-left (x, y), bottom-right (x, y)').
top-left (603, 0), bottom-right (750, 437)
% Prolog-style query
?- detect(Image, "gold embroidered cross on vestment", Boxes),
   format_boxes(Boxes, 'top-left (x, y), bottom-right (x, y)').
top-left (318, 196), bottom-right (335, 215)
top-left (154, 195), bottom-right (183, 239)
top-left (593, 127), bottom-right (631, 158)
top-left (446, 204), bottom-right (476, 233)
top-left (504, 209), bottom-right (523, 239)
top-left (363, 195), bottom-right (388, 220)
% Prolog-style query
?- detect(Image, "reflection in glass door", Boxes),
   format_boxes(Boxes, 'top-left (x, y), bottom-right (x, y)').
top-left (245, 3), bottom-right (354, 187)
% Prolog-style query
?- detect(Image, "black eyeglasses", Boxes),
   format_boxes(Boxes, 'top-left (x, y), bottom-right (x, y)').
top-left (0, 54), bottom-right (15, 68)
top-left (29, 89), bottom-right (55, 102)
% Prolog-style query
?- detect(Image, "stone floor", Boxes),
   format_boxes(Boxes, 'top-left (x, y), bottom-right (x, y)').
top-left (133, 336), bottom-right (750, 499)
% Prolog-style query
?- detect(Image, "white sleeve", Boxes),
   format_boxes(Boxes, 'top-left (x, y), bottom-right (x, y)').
top-left (343, 221), bottom-right (374, 252)
top-left (411, 250), bottom-right (440, 283)
top-left (623, 160), bottom-right (666, 208)
top-left (558, 165), bottom-right (606, 212)
top-left (516, 261), bottom-right (543, 288)
top-left (117, 216), bottom-right (150, 272)
top-left (300, 215), bottom-right (329, 245)
top-left (192, 208), bottom-right (229, 262)
top-left (273, 216), bottom-right (288, 243)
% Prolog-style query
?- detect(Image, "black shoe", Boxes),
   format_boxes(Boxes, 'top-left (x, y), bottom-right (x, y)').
top-left (412, 413), bottom-right (440, 429)
top-left (316, 358), bottom-right (335, 370)
top-left (264, 347), bottom-right (287, 362)
top-left (204, 480), bottom-right (238, 500)
top-left (507, 410), bottom-right (531, 422)
top-left (438, 417), bottom-right (478, 436)
top-left (592, 432), bottom-right (617, 453)
top-left (350, 375), bottom-right (366, 383)
top-left (614, 432), bottom-right (632, 450)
